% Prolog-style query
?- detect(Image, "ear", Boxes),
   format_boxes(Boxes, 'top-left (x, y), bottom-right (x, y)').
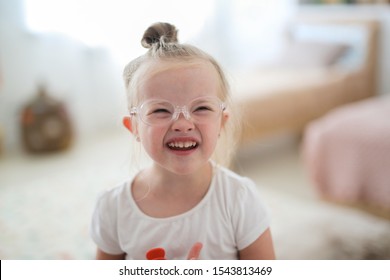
top-left (123, 116), bottom-right (141, 142)
top-left (123, 116), bottom-right (134, 133)
top-left (220, 111), bottom-right (229, 129)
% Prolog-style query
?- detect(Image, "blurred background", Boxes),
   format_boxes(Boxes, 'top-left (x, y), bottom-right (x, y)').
top-left (1, 0), bottom-right (390, 259)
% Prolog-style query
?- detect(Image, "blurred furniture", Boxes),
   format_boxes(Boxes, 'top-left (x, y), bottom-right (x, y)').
top-left (20, 86), bottom-right (73, 153)
top-left (232, 18), bottom-right (379, 145)
top-left (302, 96), bottom-right (390, 215)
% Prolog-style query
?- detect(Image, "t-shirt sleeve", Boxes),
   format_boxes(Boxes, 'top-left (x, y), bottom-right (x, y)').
top-left (233, 179), bottom-right (271, 251)
top-left (89, 189), bottom-right (124, 255)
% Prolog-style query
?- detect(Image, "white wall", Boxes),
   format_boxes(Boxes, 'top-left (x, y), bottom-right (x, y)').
top-left (190, 0), bottom-right (299, 71)
top-left (0, 0), bottom-right (127, 154)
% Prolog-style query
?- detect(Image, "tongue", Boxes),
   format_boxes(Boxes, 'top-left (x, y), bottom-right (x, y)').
top-left (169, 146), bottom-right (195, 151)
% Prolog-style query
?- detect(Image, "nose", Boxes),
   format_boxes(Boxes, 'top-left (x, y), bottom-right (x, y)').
top-left (171, 107), bottom-right (195, 132)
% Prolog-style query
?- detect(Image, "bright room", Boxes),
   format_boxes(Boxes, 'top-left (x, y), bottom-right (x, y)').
top-left (1, 0), bottom-right (390, 259)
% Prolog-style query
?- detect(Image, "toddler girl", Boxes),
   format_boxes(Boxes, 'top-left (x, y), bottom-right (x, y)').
top-left (90, 22), bottom-right (275, 260)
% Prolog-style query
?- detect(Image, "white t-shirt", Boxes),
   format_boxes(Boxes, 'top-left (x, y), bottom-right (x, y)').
top-left (90, 164), bottom-right (270, 259)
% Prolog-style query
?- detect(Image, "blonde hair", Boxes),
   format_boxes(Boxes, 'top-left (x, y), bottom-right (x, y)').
top-left (123, 22), bottom-right (240, 167)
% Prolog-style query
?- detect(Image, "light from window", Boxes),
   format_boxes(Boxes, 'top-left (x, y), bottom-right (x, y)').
top-left (23, 0), bottom-right (215, 62)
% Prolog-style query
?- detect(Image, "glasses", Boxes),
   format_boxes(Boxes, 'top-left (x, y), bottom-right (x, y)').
top-left (130, 96), bottom-right (226, 126)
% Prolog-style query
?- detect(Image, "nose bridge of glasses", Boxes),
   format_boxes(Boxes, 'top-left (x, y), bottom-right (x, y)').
top-left (173, 105), bottom-right (191, 121)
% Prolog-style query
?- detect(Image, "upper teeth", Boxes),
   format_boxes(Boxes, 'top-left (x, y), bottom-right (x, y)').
top-left (168, 141), bottom-right (197, 148)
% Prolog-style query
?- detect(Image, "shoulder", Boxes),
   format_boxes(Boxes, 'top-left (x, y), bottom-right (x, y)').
top-left (212, 164), bottom-right (270, 213)
top-left (211, 164), bottom-right (266, 212)
top-left (90, 180), bottom-right (131, 256)
top-left (95, 180), bottom-right (131, 212)
top-left (213, 164), bottom-right (260, 197)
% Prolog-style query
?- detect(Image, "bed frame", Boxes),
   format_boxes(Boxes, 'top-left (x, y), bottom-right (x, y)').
top-left (234, 19), bottom-right (379, 146)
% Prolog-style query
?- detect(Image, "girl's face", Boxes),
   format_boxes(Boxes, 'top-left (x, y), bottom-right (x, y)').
top-left (132, 60), bottom-right (228, 175)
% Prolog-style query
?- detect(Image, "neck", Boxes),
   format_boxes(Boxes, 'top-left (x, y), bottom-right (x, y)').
top-left (146, 161), bottom-right (213, 197)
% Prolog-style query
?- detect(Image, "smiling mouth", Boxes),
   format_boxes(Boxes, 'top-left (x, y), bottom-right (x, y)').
top-left (167, 141), bottom-right (198, 151)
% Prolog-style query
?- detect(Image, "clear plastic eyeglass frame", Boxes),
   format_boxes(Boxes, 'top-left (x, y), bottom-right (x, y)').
top-left (130, 96), bottom-right (226, 126)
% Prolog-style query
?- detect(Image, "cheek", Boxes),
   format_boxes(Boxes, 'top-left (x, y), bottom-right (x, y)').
top-left (200, 123), bottom-right (222, 142)
top-left (139, 126), bottom-right (166, 146)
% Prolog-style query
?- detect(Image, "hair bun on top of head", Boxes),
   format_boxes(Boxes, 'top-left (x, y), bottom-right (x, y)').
top-left (141, 22), bottom-right (178, 48)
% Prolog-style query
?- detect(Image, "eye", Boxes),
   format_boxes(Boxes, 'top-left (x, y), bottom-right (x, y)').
top-left (144, 102), bottom-right (173, 116)
top-left (194, 105), bottom-right (213, 112)
top-left (152, 108), bottom-right (171, 114)
top-left (192, 101), bottom-right (220, 114)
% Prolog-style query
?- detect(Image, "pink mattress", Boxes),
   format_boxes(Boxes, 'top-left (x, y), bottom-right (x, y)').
top-left (303, 96), bottom-right (390, 209)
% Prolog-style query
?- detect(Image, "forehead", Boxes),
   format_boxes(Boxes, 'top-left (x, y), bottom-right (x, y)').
top-left (137, 59), bottom-right (220, 102)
